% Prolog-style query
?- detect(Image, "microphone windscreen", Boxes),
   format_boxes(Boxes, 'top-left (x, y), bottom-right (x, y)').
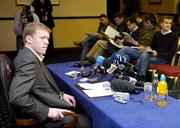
top-left (121, 76), bottom-right (130, 81)
top-left (96, 56), bottom-right (105, 65)
top-left (111, 53), bottom-right (127, 65)
top-left (111, 79), bottom-right (135, 93)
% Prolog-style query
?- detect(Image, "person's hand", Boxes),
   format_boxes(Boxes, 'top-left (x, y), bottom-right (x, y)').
top-left (145, 47), bottom-right (153, 52)
top-left (48, 108), bottom-right (71, 121)
top-left (63, 94), bottom-right (76, 107)
top-left (139, 46), bottom-right (147, 52)
top-left (152, 50), bottom-right (157, 56)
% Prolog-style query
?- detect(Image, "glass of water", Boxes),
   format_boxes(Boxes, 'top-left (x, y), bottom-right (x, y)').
top-left (144, 82), bottom-right (153, 102)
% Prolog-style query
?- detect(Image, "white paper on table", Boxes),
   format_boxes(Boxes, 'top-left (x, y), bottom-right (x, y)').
top-left (77, 81), bottom-right (110, 90)
top-left (65, 71), bottom-right (80, 77)
top-left (77, 81), bottom-right (113, 98)
top-left (82, 89), bottom-right (113, 98)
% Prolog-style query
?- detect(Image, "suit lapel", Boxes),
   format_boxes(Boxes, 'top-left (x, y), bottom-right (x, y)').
top-left (23, 47), bottom-right (60, 92)
top-left (38, 59), bottom-right (60, 92)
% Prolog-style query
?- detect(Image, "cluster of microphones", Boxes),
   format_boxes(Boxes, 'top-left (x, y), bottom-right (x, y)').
top-left (75, 53), bottom-right (144, 94)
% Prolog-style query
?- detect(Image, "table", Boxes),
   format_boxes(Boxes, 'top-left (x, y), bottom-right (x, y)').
top-left (47, 62), bottom-right (180, 128)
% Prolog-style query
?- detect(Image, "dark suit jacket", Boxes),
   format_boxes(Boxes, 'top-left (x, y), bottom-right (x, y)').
top-left (9, 47), bottom-right (71, 122)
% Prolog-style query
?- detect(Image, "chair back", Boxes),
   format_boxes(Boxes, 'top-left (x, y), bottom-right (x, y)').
top-left (171, 37), bottom-right (180, 66)
top-left (0, 54), bottom-right (16, 127)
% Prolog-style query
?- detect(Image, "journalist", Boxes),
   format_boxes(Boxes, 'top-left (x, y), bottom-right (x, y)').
top-left (14, 4), bottom-right (39, 51)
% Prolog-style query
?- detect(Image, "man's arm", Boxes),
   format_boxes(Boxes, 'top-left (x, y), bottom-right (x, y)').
top-left (9, 57), bottom-right (49, 122)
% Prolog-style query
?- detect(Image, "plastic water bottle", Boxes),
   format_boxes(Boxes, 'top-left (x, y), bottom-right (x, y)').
top-left (157, 74), bottom-right (168, 107)
top-left (80, 66), bottom-right (85, 76)
top-left (152, 74), bottom-right (158, 100)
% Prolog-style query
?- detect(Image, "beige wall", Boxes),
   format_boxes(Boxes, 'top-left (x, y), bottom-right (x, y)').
top-left (120, 0), bottom-right (179, 14)
top-left (0, 0), bottom-right (106, 51)
top-left (141, 0), bottom-right (178, 14)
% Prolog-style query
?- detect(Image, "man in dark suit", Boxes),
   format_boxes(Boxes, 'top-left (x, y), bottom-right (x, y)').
top-left (9, 22), bottom-right (91, 128)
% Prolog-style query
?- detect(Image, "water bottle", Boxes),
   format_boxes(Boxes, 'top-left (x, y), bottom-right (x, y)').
top-left (80, 66), bottom-right (85, 76)
top-left (152, 74), bottom-right (158, 100)
top-left (157, 74), bottom-right (168, 107)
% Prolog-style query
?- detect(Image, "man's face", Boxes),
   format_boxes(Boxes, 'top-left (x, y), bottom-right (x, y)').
top-left (114, 17), bottom-right (123, 26)
top-left (127, 21), bottom-right (136, 31)
top-left (144, 20), bottom-right (154, 30)
top-left (27, 29), bottom-right (49, 55)
top-left (100, 17), bottom-right (109, 25)
top-left (161, 19), bottom-right (172, 32)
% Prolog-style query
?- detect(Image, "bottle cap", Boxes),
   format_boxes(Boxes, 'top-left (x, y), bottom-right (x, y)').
top-left (160, 74), bottom-right (166, 81)
top-left (154, 73), bottom-right (158, 77)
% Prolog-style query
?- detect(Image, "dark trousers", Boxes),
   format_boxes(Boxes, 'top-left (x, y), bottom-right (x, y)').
top-left (16, 35), bottom-right (24, 51)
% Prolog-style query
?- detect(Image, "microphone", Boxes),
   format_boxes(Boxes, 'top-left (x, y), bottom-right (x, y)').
top-left (121, 75), bottom-right (137, 85)
top-left (110, 53), bottom-right (137, 76)
top-left (92, 55), bottom-right (105, 70)
top-left (88, 56), bottom-right (106, 74)
top-left (111, 79), bottom-right (143, 94)
top-left (111, 53), bottom-right (127, 65)
top-left (102, 58), bottom-right (125, 75)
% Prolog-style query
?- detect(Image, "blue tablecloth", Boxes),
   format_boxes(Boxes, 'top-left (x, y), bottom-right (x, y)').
top-left (47, 62), bottom-right (180, 128)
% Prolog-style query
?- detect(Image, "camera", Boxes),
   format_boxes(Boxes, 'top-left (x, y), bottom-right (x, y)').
top-left (22, 5), bottom-right (33, 23)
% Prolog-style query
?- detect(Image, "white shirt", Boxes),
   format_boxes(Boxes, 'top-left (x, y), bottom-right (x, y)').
top-left (25, 45), bottom-right (44, 62)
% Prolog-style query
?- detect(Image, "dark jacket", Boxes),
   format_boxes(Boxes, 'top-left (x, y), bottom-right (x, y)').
top-left (9, 47), bottom-right (70, 122)
top-left (32, 0), bottom-right (55, 29)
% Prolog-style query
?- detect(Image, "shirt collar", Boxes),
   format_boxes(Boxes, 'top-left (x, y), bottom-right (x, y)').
top-left (161, 30), bottom-right (172, 35)
top-left (130, 26), bottom-right (139, 35)
top-left (25, 45), bottom-right (45, 62)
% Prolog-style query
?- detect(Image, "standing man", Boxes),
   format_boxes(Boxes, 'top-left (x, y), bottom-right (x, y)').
top-left (14, 4), bottom-right (39, 51)
top-left (138, 16), bottom-right (178, 79)
top-left (32, 0), bottom-right (55, 56)
top-left (9, 23), bottom-right (91, 128)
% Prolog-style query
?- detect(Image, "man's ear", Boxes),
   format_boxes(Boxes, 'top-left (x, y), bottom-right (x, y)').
top-left (26, 35), bottom-right (33, 44)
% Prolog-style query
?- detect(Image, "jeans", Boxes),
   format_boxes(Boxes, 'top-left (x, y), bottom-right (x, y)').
top-left (116, 46), bottom-right (141, 61)
top-left (138, 52), bottom-right (168, 76)
top-left (80, 34), bottom-right (102, 60)
top-left (116, 46), bottom-right (168, 76)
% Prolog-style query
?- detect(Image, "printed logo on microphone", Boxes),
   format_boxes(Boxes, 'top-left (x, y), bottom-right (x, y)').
top-left (111, 53), bottom-right (127, 65)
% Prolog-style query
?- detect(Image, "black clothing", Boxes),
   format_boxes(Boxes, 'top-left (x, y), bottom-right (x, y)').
top-left (32, 0), bottom-right (55, 56)
top-left (32, 0), bottom-right (55, 29)
top-left (150, 31), bottom-right (178, 63)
